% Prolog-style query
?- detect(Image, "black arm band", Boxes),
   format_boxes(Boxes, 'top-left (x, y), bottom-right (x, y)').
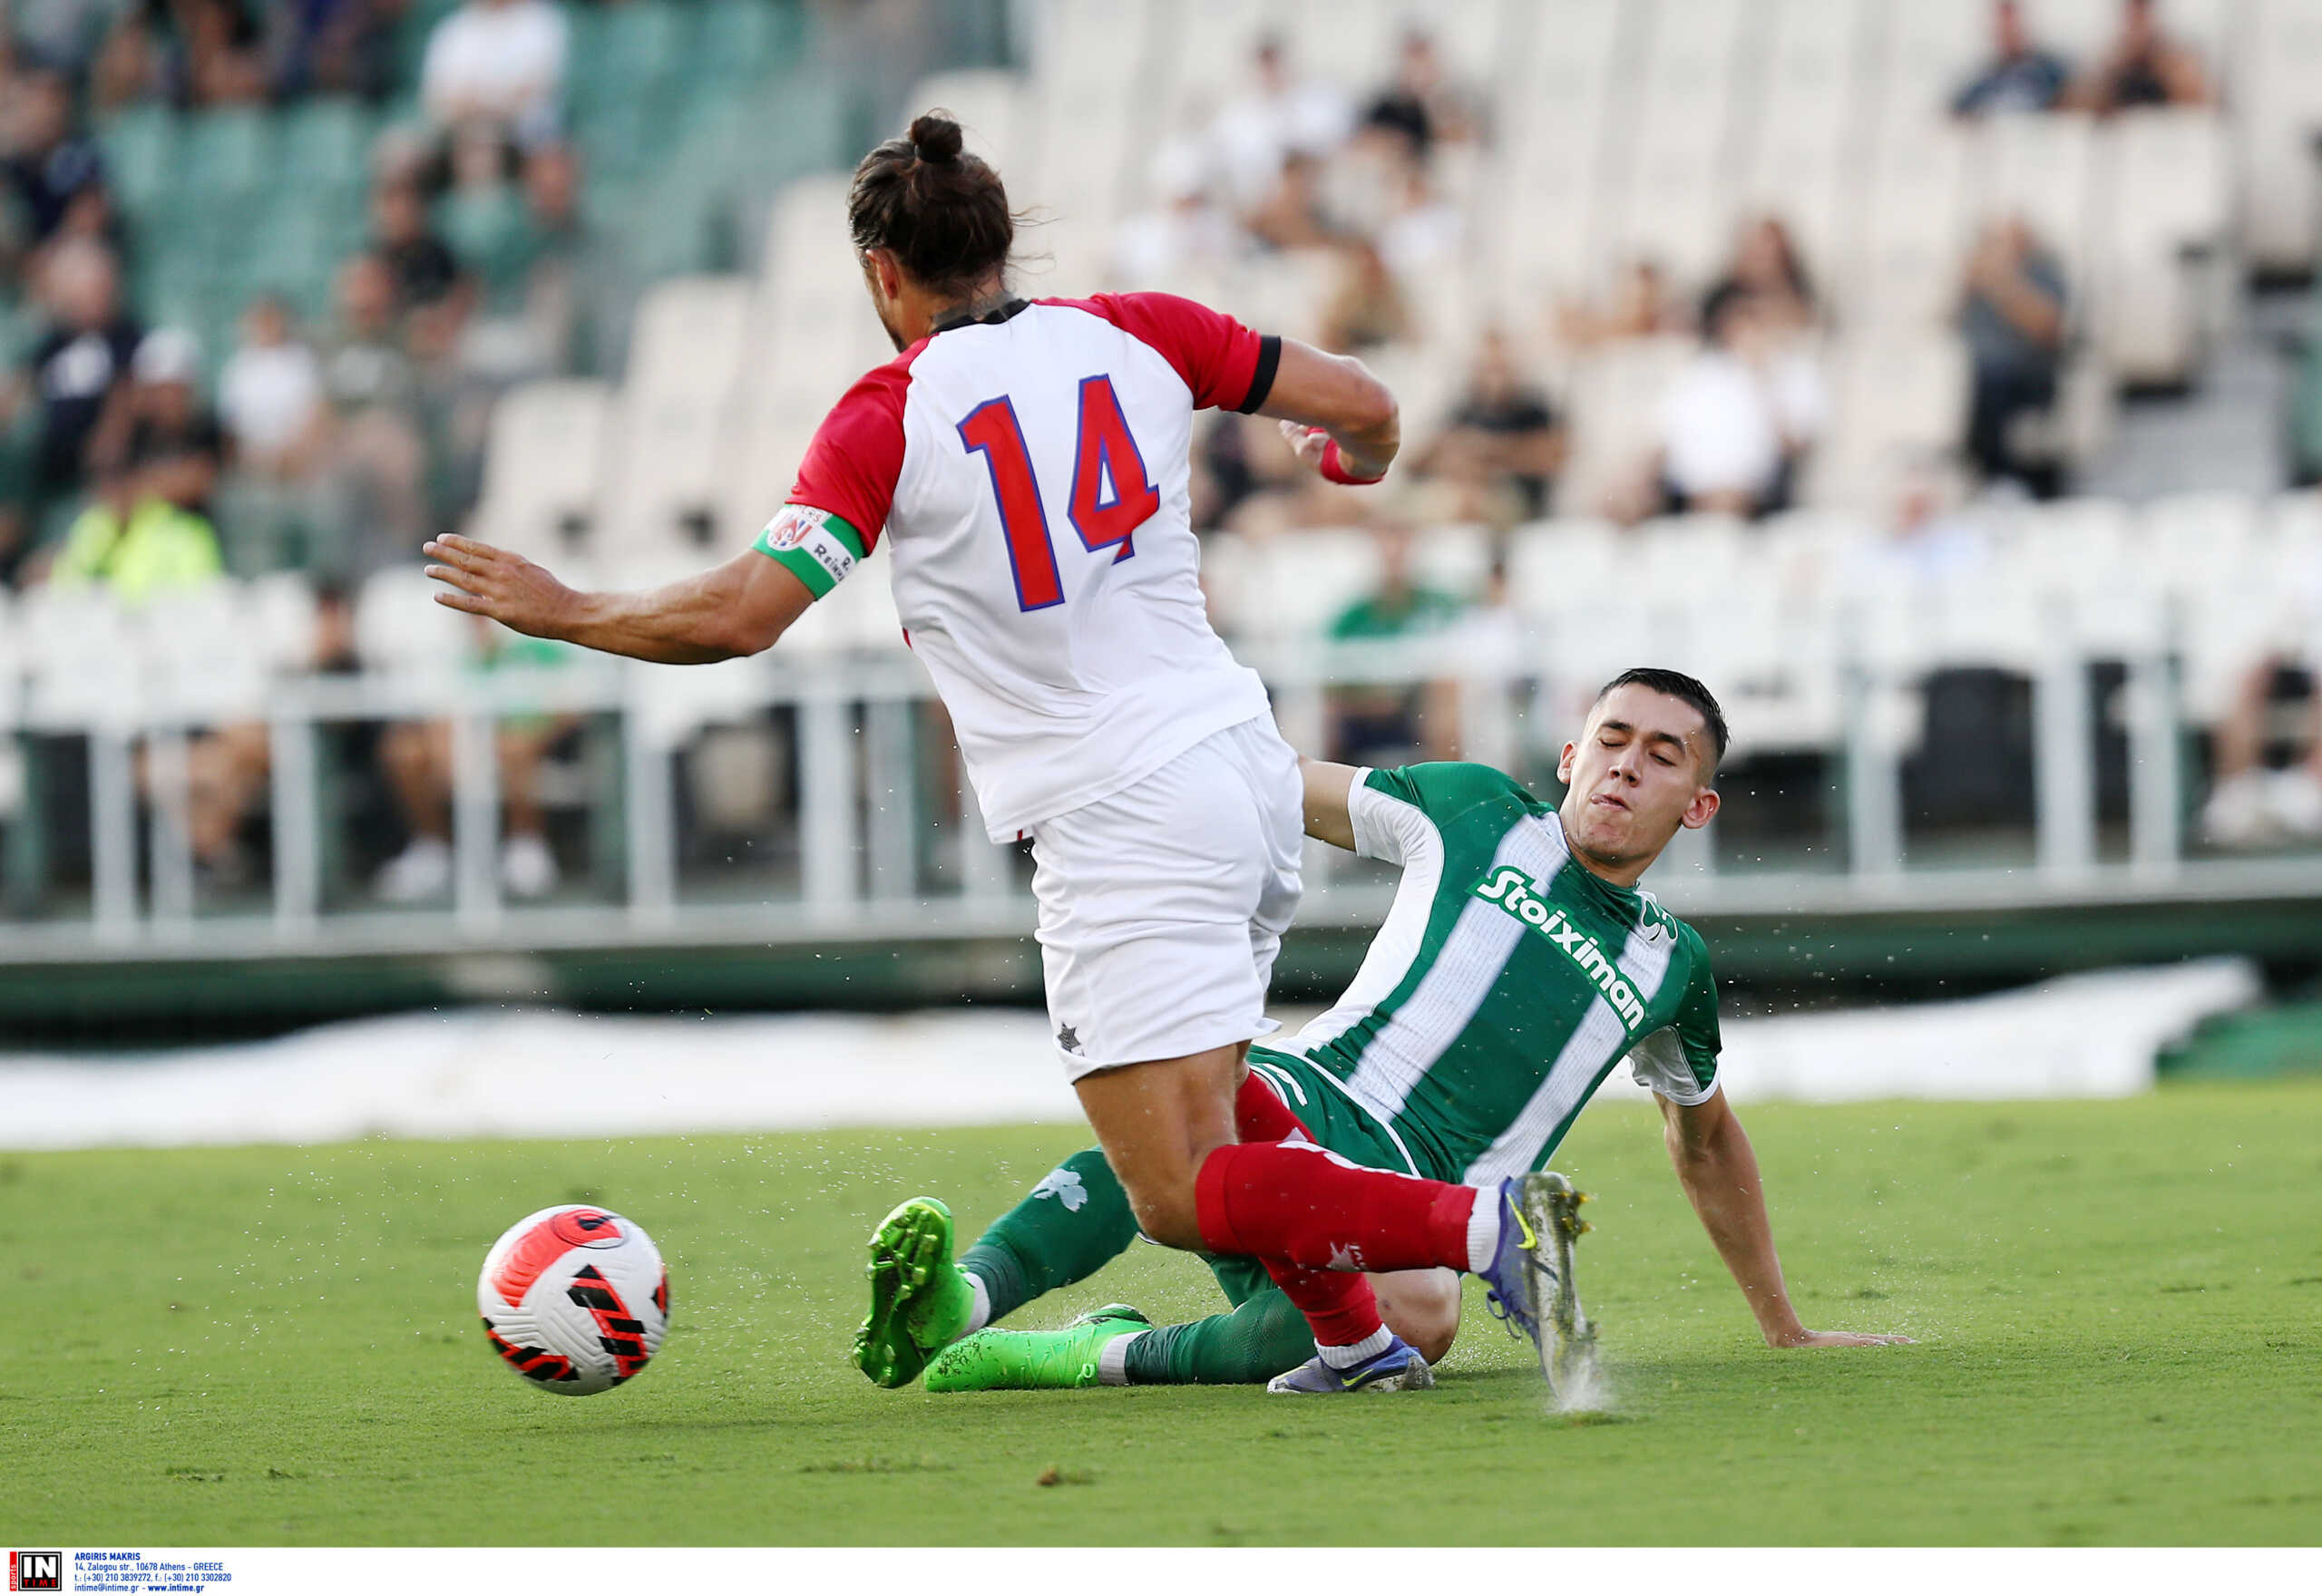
top-left (1234, 335), bottom-right (1283, 414)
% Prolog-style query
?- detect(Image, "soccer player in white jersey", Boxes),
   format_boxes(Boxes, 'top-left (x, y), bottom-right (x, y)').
top-left (427, 112), bottom-right (1585, 1396)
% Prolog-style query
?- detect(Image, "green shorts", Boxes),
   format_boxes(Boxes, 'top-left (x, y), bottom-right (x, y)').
top-left (1206, 1045), bottom-right (1420, 1308)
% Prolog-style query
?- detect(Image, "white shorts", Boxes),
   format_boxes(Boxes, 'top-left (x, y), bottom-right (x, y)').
top-left (1029, 715), bottom-right (1303, 1081)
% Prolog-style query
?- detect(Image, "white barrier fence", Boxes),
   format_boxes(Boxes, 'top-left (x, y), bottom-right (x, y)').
top-left (2, 606), bottom-right (2319, 965)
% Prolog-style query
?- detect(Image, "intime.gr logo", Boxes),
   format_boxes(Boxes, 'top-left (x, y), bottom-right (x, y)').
top-left (8, 1550), bottom-right (63, 1591)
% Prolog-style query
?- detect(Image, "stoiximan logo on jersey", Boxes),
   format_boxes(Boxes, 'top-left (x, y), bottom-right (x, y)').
top-left (1471, 866), bottom-right (1648, 1032)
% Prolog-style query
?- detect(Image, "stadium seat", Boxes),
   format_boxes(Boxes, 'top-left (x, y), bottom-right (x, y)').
top-left (1504, 518), bottom-right (1624, 620)
top-left (473, 381), bottom-right (619, 563)
top-left (142, 586), bottom-right (272, 720)
top-left (354, 565), bottom-right (475, 681)
top-left (1809, 333), bottom-right (1971, 511)
top-left (1849, 121), bottom-right (1972, 331)
top-left (1232, 529), bottom-right (1382, 642)
top-left (94, 103), bottom-right (177, 215)
top-left (696, 0), bottom-right (803, 85)
top-left (1554, 335), bottom-right (1694, 518)
top-left (2140, 491), bottom-right (2262, 600)
top-left (180, 106), bottom-right (275, 208)
top-left (2237, 0), bottom-right (2322, 272)
top-left (2095, 109), bottom-right (2230, 387)
top-left (16, 586), bottom-right (139, 725)
top-left (604, 277), bottom-right (756, 560)
top-left (277, 99), bottom-right (376, 200)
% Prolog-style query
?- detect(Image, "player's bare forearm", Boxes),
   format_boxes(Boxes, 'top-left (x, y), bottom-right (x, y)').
top-left (1299, 756), bottom-right (1360, 851)
top-left (1660, 1092), bottom-right (1913, 1350)
top-left (1261, 338), bottom-right (1400, 480)
top-left (425, 537), bottom-right (813, 664)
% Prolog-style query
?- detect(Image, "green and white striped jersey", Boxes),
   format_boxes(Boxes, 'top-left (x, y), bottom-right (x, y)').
top-left (1276, 762), bottom-right (1722, 1185)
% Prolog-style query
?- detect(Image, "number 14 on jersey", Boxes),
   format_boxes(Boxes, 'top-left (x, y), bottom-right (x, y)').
top-left (958, 374), bottom-right (1160, 612)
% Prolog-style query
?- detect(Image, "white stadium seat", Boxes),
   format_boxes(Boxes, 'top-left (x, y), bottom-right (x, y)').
top-left (473, 380), bottom-right (617, 563)
top-left (2095, 110), bottom-right (2230, 386)
top-left (603, 276), bottom-right (756, 560)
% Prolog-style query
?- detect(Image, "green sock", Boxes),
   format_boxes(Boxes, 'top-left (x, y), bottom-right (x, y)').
top-left (957, 1148), bottom-right (1139, 1326)
top-left (1119, 1288), bottom-right (1313, 1385)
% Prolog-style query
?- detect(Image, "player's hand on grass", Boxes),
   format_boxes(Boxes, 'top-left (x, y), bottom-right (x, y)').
top-left (1768, 1327), bottom-right (1917, 1348)
top-left (424, 534), bottom-right (580, 639)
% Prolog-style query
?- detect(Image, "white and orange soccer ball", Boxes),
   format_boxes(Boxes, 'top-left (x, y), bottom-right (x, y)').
top-left (477, 1205), bottom-right (668, 1396)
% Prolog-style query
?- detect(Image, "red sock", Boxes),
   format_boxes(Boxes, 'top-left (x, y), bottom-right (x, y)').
top-left (1231, 1074), bottom-right (1384, 1348)
top-left (1197, 1085), bottom-right (1478, 1275)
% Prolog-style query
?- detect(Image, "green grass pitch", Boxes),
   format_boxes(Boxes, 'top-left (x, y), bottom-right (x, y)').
top-left (6, 1080), bottom-right (2320, 1545)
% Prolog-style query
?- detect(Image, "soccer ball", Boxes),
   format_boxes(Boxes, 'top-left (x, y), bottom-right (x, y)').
top-left (477, 1204), bottom-right (669, 1396)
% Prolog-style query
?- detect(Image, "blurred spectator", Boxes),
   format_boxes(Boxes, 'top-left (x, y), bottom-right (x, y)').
top-left (1952, 1), bottom-right (2072, 117)
top-left (374, 621), bottom-right (579, 902)
top-left (1840, 465), bottom-right (1995, 593)
top-left (2067, 0), bottom-right (2212, 112)
top-left (1376, 162), bottom-right (1461, 281)
top-left (1711, 216), bottom-right (1819, 339)
top-left (180, 0), bottom-right (271, 106)
top-left (435, 121), bottom-right (527, 301)
top-left (268, 0), bottom-right (404, 102)
top-left (1317, 239), bottom-right (1410, 354)
top-left (313, 250), bottom-right (432, 573)
top-left (1112, 151), bottom-right (1243, 286)
top-left (12, 0), bottom-right (118, 80)
top-left (2201, 662), bottom-right (2322, 847)
top-left (1358, 30), bottom-right (1483, 162)
top-left (89, 327), bottom-right (227, 519)
top-left (1244, 149), bottom-right (1335, 253)
top-left (420, 0), bottom-right (570, 146)
top-left (1557, 258), bottom-right (1683, 352)
top-left (1416, 329), bottom-right (1565, 520)
top-left (21, 238), bottom-right (141, 520)
top-left (506, 139), bottom-right (610, 376)
top-left (1957, 216), bottom-right (2066, 488)
top-left (46, 447), bottom-right (222, 602)
top-left (1209, 34), bottom-right (1353, 208)
top-left (371, 179), bottom-right (465, 312)
top-left (456, 137), bottom-right (606, 381)
top-left (1325, 522), bottom-right (1466, 766)
top-left (2, 68), bottom-right (112, 254)
top-left (219, 293), bottom-right (326, 480)
top-left (1625, 282), bottom-right (1827, 521)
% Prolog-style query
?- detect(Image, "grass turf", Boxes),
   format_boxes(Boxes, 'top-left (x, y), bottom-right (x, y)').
top-left (5, 1081), bottom-right (2320, 1546)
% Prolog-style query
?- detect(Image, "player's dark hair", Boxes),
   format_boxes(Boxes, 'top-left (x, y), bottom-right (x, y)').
top-left (848, 111), bottom-right (1014, 296)
top-left (1698, 279), bottom-right (1751, 346)
top-left (1595, 667), bottom-right (1729, 774)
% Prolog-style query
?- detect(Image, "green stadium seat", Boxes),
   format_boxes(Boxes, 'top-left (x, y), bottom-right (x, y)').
top-left (435, 187), bottom-right (534, 307)
top-left (181, 107), bottom-right (275, 202)
top-left (277, 100), bottom-right (378, 199)
top-left (573, 0), bottom-right (690, 108)
top-left (94, 104), bottom-right (178, 215)
top-left (696, 0), bottom-right (804, 84)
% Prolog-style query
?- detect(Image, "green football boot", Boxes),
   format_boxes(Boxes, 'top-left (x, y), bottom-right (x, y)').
top-left (851, 1196), bottom-right (979, 1388)
top-left (1530, 1171), bottom-right (1602, 1402)
top-left (923, 1305), bottom-right (1152, 1393)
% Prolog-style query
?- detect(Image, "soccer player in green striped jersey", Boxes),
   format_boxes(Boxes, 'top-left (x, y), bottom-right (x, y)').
top-left (864, 670), bottom-right (1910, 1391)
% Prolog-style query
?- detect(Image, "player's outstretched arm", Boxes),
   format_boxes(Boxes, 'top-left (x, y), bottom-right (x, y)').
top-left (1659, 1089), bottom-right (1915, 1350)
top-left (1298, 756), bottom-right (1361, 851)
top-left (424, 536), bottom-right (815, 665)
top-left (1260, 338), bottom-right (1400, 483)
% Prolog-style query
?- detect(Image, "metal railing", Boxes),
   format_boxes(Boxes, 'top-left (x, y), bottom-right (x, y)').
top-left (2, 623), bottom-right (2318, 966)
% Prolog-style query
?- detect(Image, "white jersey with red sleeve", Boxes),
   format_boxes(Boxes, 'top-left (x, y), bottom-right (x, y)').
top-left (753, 292), bottom-right (1284, 840)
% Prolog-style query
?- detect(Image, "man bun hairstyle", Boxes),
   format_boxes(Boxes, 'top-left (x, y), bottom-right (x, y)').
top-left (848, 110), bottom-right (1015, 295)
top-left (1595, 667), bottom-right (1730, 774)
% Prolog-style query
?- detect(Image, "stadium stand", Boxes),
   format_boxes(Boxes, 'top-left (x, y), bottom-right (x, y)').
top-left (5, 0), bottom-right (2322, 949)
